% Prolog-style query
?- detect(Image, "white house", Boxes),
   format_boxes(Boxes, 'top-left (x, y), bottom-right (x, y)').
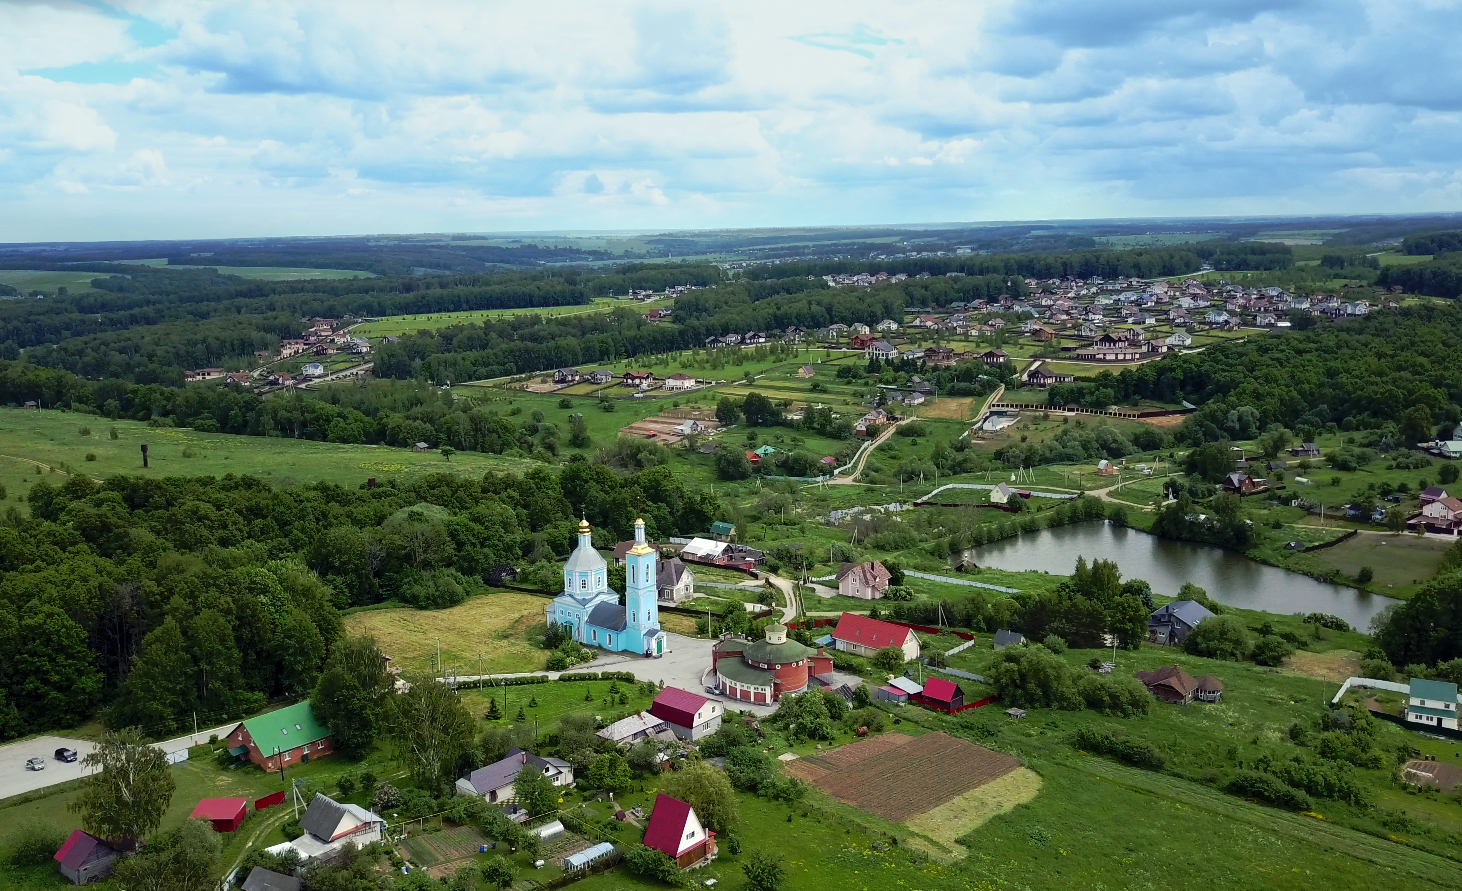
top-left (829, 612), bottom-right (920, 661)
top-left (1406, 678), bottom-right (1459, 731)
top-left (266, 794), bottom-right (385, 863)
top-left (1165, 331), bottom-right (1193, 348)
top-left (663, 373), bottom-right (696, 391)
top-left (989, 482), bottom-right (1014, 504)
top-left (836, 561), bottom-right (892, 599)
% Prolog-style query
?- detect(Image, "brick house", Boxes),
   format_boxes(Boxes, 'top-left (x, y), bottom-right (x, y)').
top-left (225, 701), bottom-right (333, 772)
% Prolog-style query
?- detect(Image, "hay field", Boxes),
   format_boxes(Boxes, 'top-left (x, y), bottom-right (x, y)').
top-left (344, 592), bottom-right (549, 676)
top-left (904, 767), bottom-right (1043, 862)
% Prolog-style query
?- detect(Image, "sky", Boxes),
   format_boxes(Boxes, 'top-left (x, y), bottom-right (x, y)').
top-left (1, 0), bottom-right (1460, 242)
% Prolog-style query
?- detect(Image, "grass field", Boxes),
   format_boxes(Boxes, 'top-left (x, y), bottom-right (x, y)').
top-left (0, 408), bottom-right (536, 509)
top-left (1307, 533), bottom-right (1452, 590)
top-left (343, 592), bottom-right (551, 676)
top-left (461, 677), bottom-right (658, 732)
top-left (352, 297), bottom-right (650, 338)
top-left (1372, 252), bottom-right (1434, 267)
top-left (0, 269), bottom-right (106, 295)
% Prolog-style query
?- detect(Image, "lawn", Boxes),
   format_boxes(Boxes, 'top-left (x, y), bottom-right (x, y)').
top-left (1372, 252), bottom-right (1434, 267)
top-left (1307, 533), bottom-right (1452, 593)
top-left (460, 677), bottom-right (657, 733)
top-left (168, 265), bottom-right (376, 280)
top-left (342, 592), bottom-right (551, 677)
top-left (0, 269), bottom-right (105, 295)
top-left (0, 408), bottom-right (536, 511)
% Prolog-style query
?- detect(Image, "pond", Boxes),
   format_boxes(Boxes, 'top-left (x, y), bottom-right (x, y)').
top-left (970, 521), bottom-right (1397, 629)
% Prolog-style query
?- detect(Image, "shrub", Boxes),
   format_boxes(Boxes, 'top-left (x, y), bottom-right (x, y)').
top-left (1182, 616), bottom-right (1252, 661)
top-left (1225, 770), bottom-right (1312, 811)
top-left (1071, 725), bottom-right (1166, 770)
top-left (743, 850), bottom-right (786, 891)
top-left (1359, 657), bottom-right (1395, 681)
top-left (872, 646), bottom-right (906, 671)
top-left (1356, 566), bottom-right (1374, 585)
top-left (1042, 633), bottom-right (1067, 654)
top-left (337, 773), bottom-right (357, 797)
top-left (1251, 634), bottom-right (1295, 667)
top-left (623, 845), bottom-right (679, 884)
top-left (84, 453), bottom-right (97, 462)
top-left (5, 824), bottom-right (67, 867)
top-left (1076, 674), bottom-right (1151, 717)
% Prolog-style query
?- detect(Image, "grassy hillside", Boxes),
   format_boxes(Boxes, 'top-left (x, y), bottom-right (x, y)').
top-left (0, 408), bottom-right (535, 509)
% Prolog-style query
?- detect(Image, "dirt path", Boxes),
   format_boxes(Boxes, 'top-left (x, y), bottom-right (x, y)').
top-left (0, 452), bottom-right (103, 483)
top-left (824, 416), bottom-right (912, 485)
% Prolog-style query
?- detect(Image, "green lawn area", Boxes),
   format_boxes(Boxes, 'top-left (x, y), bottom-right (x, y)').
top-left (168, 266), bottom-right (376, 280)
top-left (352, 297), bottom-right (642, 338)
top-left (0, 270), bottom-right (105, 295)
top-left (1305, 533), bottom-right (1452, 594)
top-left (0, 408), bottom-right (536, 511)
top-left (462, 678), bottom-right (657, 733)
top-left (1372, 252), bottom-right (1434, 267)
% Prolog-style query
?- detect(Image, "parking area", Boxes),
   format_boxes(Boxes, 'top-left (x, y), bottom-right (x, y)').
top-left (0, 736), bottom-right (98, 800)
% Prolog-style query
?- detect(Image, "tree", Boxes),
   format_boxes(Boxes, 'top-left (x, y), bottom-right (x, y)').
top-left (275, 608), bottom-right (326, 696)
top-left (514, 758), bottom-right (559, 817)
top-left (1182, 616), bottom-right (1252, 661)
top-left (714, 443), bottom-right (753, 481)
top-left (1441, 462), bottom-right (1460, 485)
top-left (624, 845), bottom-right (680, 884)
top-left (9, 601), bottom-right (102, 731)
top-left (658, 762), bottom-right (739, 832)
top-left (741, 392), bottom-right (779, 427)
top-left (872, 646), bottom-right (906, 671)
top-left (389, 678), bottom-right (477, 794)
top-left (1184, 441), bottom-right (1236, 483)
top-left (1400, 405), bottom-right (1434, 446)
top-left (111, 819), bottom-right (221, 891)
top-left (989, 644), bottom-right (1079, 709)
top-left (743, 851), bottom-right (786, 891)
top-left (480, 854), bottom-right (517, 889)
top-left (313, 635), bottom-right (393, 758)
top-left (191, 610), bottom-right (248, 715)
top-left (440, 446), bottom-right (457, 461)
top-left (585, 751), bottom-right (632, 791)
top-left (852, 684), bottom-right (872, 709)
top-left (715, 397), bottom-right (743, 426)
top-left (110, 618), bottom-right (197, 734)
top-left (1252, 634), bottom-right (1295, 667)
top-left (70, 729), bottom-right (176, 851)
top-left (1105, 595), bottom-right (1149, 650)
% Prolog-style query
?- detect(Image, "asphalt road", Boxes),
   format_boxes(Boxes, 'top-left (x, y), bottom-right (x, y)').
top-left (0, 721), bottom-right (240, 802)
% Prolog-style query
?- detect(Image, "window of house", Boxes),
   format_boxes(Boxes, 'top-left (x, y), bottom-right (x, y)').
top-left (592, 630), bottom-right (598, 642)
top-left (685, 830), bottom-right (697, 840)
top-left (580, 578), bottom-right (587, 590)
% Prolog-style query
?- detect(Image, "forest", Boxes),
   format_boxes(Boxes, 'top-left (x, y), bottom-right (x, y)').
top-left (1377, 251), bottom-right (1462, 299)
top-left (0, 462), bottom-right (719, 740)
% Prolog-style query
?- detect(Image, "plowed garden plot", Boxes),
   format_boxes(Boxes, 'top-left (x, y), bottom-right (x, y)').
top-left (785, 731), bottom-right (1019, 822)
top-left (400, 824), bottom-right (489, 869)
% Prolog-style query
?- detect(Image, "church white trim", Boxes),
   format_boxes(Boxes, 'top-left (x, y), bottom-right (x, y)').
top-left (546, 518), bottom-right (667, 657)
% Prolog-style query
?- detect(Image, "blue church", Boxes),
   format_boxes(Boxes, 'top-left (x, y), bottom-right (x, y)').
top-left (546, 518), bottom-right (667, 657)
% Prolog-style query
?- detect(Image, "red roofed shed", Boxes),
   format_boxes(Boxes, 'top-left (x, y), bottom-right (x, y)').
top-left (191, 797), bottom-right (248, 832)
top-left (917, 677), bottom-right (965, 712)
top-left (642, 793), bottom-right (715, 868)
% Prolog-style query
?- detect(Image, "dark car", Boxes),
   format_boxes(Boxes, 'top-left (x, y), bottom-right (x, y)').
top-left (54, 747), bottom-right (78, 763)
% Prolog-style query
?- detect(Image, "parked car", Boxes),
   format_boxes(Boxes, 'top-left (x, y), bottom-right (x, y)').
top-left (24, 757), bottom-right (45, 771)
top-left (54, 748), bottom-right (78, 763)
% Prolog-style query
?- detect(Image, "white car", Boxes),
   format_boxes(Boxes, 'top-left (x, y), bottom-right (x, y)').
top-left (24, 757), bottom-right (45, 771)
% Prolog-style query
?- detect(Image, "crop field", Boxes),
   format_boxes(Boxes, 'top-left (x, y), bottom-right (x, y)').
top-left (169, 265), bottom-right (377, 280)
top-left (400, 825), bottom-right (489, 870)
top-left (0, 408), bottom-right (535, 509)
top-left (352, 297), bottom-right (641, 337)
top-left (785, 731), bottom-right (1021, 821)
top-left (342, 592), bottom-right (551, 676)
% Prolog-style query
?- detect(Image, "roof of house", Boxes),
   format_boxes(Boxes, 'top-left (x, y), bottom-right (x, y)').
top-left (993, 629), bottom-right (1025, 648)
top-left (650, 687), bottom-right (712, 729)
top-left (1410, 677), bottom-right (1460, 701)
top-left (241, 701), bottom-right (330, 750)
top-left (921, 677), bottom-right (960, 704)
top-left (587, 602), bottom-right (628, 632)
top-left (643, 794), bottom-right (697, 858)
top-left (243, 867), bottom-right (303, 891)
top-left (299, 793), bottom-right (383, 842)
top-left (597, 711), bottom-right (668, 742)
top-left (835, 561), bottom-right (891, 588)
top-left (1150, 600), bottom-right (1215, 629)
top-left (1134, 665), bottom-right (1202, 698)
top-left (831, 612), bottom-right (913, 649)
top-left (463, 752), bottom-right (531, 795)
top-left (657, 557), bottom-right (690, 587)
top-left (1423, 486), bottom-right (1449, 499)
top-left (888, 676), bottom-right (924, 695)
top-left (55, 830), bottom-right (112, 870)
top-left (190, 797), bottom-right (247, 821)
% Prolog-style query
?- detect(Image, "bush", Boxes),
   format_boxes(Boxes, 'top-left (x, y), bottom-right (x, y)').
top-left (1225, 770), bottom-right (1312, 811)
top-left (1182, 616), bottom-right (1252, 661)
top-left (1359, 657), bottom-right (1395, 681)
top-left (1251, 634), bottom-right (1295, 667)
top-left (1071, 725), bottom-right (1166, 770)
top-left (1356, 566), bottom-right (1374, 585)
top-left (872, 646), bottom-right (906, 671)
top-left (6, 824), bottom-right (67, 867)
top-left (84, 453), bottom-right (97, 462)
top-left (1076, 674), bottom-right (1151, 717)
top-left (623, 844), bottom-right (679, 884)
top-left (743, 850), bottom-right (786, 891)
top-left (1042, 633), bottom-right (1067, 654)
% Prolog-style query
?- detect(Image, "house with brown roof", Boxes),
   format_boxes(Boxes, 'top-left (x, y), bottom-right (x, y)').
top-left (622, 371), bottom-right (655, 388)
top-left (837, 561), bottom-right (892, 599)
top-left (1134, 665), bottom-right (1223, 705)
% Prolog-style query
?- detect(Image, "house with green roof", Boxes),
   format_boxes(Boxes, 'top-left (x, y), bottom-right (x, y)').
top-left (1406, 678), bottom-right (1459, 731)
top-left (709, 521), bottom-right (736, 541)
top-left (225, 701), bottom-right (334, 772)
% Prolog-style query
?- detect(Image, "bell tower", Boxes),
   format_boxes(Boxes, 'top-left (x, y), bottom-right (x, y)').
top-left (625, 518), bottom-right (658, 646)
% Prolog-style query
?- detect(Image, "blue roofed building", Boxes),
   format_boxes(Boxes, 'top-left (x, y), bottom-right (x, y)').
top-left (1147, 600), bottom-right (1216, 646)
top-left (546, 518), bottom-right (667, 657)
top-left (1406, 678), bottom-right (1459, 731)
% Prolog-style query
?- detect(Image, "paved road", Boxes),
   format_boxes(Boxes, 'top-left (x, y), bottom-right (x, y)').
top-left (0, 720), bottom-right (241, 801)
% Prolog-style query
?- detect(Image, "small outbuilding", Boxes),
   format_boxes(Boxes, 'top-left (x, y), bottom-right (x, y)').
top-left (191, 797), bottom-right (248, 833)
top-left (993, 629), bottom-right (1025, 650)
top-left (54, 830), bottom-right (116, 885)
top-left (643, 793), bottom-right (716, 868)
top-left (918, 677), bottom-right (965, 712)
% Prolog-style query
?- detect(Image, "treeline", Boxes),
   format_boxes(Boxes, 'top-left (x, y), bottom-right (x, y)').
top-left (1378, 252), bottom-right (1462, 299)
top-left (0, 462), bottom-right (718, 739)
top-left (1402, 231), bottom-right (1462, 255)
top-left (1094, 303), bottom-right (1462, 443)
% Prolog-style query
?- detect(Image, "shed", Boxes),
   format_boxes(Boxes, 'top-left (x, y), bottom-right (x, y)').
top-left (874, 685), bottom-right (909, 704)
top-left (54, 830), bottom-right (116, 885)
top-left (709, 521), bottom-right (736, 540)
top-left (993, 629), bottom-right (1025, 650)
top-left (888, 676), bottom-right (924, 696)
top-left (1005, 708), bottom-right (1027, 719)
top-left (191, 797), bottom-right (248, 832)
top-left (919, 677), bottom-right (965, 711)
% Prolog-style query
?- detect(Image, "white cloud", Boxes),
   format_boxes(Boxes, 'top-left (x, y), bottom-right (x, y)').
top-left (0, 0), bottom-right (1458, 239)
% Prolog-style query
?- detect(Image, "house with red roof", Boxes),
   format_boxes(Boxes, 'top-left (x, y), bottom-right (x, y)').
top-left (191, 797), bottom-right (248, 832)
top-left (649, 687), bottom-right (724, 741)
top-left (830, 612), bottom-right (921, 662)
top-left (642, 793), bottom-right (716, 868)
top-left (917, 677), bottom-right (965, 712)
top-left (54, 830), bottom-right (117, 885)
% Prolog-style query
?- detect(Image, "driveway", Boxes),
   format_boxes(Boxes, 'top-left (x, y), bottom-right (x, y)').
top-left (0, 736), bottom-right (98, 800)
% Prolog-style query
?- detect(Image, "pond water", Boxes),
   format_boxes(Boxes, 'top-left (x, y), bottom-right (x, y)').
top-left (970, 521), bottom-right (1397, 629)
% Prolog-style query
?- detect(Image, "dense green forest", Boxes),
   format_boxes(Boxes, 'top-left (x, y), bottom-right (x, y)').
top-left (0, 463), bottom-right (718, 740)
top-left (1401, 230), bottom-right (1462, 255)
top-left (1378, 252), bottom-right (1462, 298)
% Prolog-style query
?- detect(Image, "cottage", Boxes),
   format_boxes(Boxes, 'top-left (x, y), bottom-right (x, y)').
top-left (1146, 600), bottom-right (1215, 646)
top-left (980, 349), bottom-right (1010, 365)
top-left (301, 363), bottom-right (325, 378)
top-left (242, 867), bottom-right (302, 891)
top-left (1096, 459), bottom-right (1117, 476)
top-left (836, 561), bottom-right (892, 600)
top-left (1025, 368), bottom-right (1075, 388)
top-left (54, 831), bottom-right (116, 885)
top-left (650, 687), bottom-right (724, 741)
top-left (1164, 331), bottom-right (1193, 348)
top-left (989, 482), bottom-right (1015, 505)
top-left (554, 368), bottom-right (581, 384)
top-left (918, 677), bottom-right (965, 711)
top-left (643, 794), bottom-right (717, 868)
top-left (456, 748), bottom-right (575, 801)
top-left (797, 365), bottom-right (816, 378)
top-left (993, 629), bottom-right (1025, 650)
top-left (225, 701), bottom-right (333, 772)
top-left (1289, 442), bottom-right (1320, 458)
top-left (830, 612), bottom-right (920, 661)
top-left (1221, 472), bottom-right (1264, 495)
top-left (664, 373), bottom-right (696, 390)
top-left (849, 333), bottom-right (878, 349)
top-left (622, 371), bottom-right (655, 388)
top-left (596, 711), bottom-right (672, 746)
top-left (1405, 678), bottom-right (1460, 731)
top-left (266, 794), bottom-right (385, 863)
top-left (656, 557), bottom-right (695, 603)
top-left (586, 370), bottom-right (614, 384)
top-left (868, 340), bottom-right (899, 360)
top-left (1134, 665), bottom-right (1223, 705)
top-left (713, 623), bottom-right (833, 702)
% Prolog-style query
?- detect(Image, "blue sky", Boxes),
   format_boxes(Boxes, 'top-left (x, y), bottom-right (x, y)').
top-left (1, 0), bottom-right (1459, 241)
